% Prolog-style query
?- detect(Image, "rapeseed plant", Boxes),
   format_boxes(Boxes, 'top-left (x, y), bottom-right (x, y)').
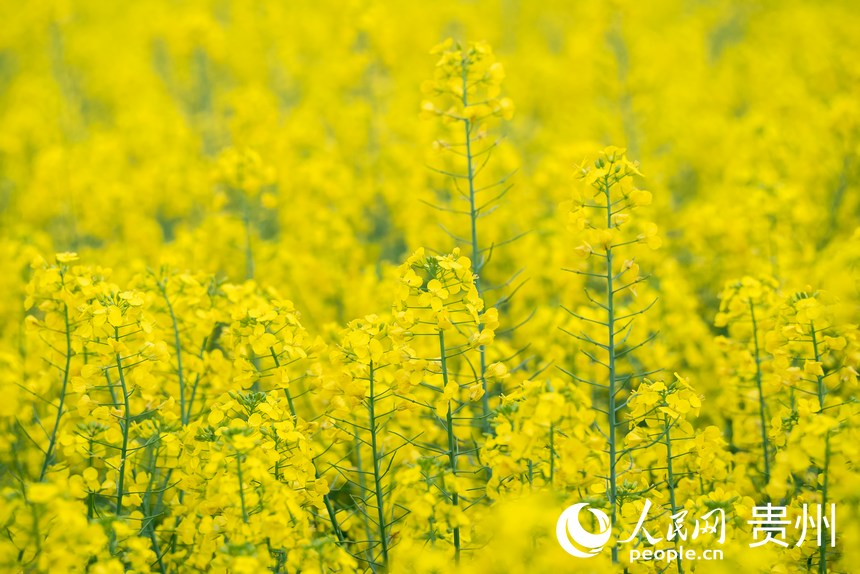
top-left (422, 40), bottom-right (519, 433)
top-left (561, 147), bottom-right (662, 562)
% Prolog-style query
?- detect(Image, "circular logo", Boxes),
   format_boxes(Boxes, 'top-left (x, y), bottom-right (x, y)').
top-left (556, 503), bottom-right (612, 558)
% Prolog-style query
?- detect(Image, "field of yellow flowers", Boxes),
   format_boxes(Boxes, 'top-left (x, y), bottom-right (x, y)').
top-left (1, 1), bottom-right (859, 573)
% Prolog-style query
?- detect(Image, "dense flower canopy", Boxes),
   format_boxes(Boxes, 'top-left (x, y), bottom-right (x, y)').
top-left (0, 1), bottom-right (858, 573)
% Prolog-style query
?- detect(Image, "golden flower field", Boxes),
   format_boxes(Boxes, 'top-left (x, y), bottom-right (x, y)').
top-left (0, 1), bottom-right (858, 572)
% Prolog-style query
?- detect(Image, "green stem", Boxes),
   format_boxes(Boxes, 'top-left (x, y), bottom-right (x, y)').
top-left (603, 173), bottom-right (619, 564)
top-left (270, 347), bottom-right (343, 542)
top-left (460, 55), bottom-right (490, 434)
top-left (237, 454), bottom-right (249, 523)
top-left (354, 430), bottom-right (376, 567)
top-left (158, 279), bottom-right (188, 425)
top-left (319, 471), bottom-right (345, 543)
top-left (87, 435), bottom-right (95, 520)
top-left (104, 369), bottom-right (118, 407)
top-left (185, 338), bottom-right (210, 423)
top-left (748, 301), bottom-right (770, 485)
top-left (148, 529), bottom-right (167, 574)
top-left (820, 432), bottom-right (830, 574)
top-left (663, 413), bottom-right (683, 574)
top-left (439, 331), bottom-right (461, 561)
top-left (40, 300), bottom-right (72, 480)
top-left (812, 323), bottom-right (830, 573)
top-left (810, 322), bottom-right (825, 409)
top-left (114, 327), bottom-right (131, 516)
top-left (270, 348), bottom-right (297, 418)
top-left (143, 441), bottom-right (167, 574)
top-left (29, 501), bottom-right (42, 558)
top-left (549, 422), bottom-right (555, 487)
top-left (368, 361), bottom-right (390, 567)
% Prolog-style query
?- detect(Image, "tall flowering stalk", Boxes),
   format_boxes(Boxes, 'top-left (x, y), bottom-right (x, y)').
top-left (26, 253), bottom-right (81, 481)
top-left (322, 313), bottom-right (419, 571)
top-left (421, 40), bottom-right (516, 432)
top-left (715, 276), bottom-right (779, 487)
top-left (25, 254), bottom-right (175, 565)
top-left (561, 147), bottom-right (660, 562)
top-left (392, 248), bottom-right (504, 559)
top-left (624, 374), bottom-right (702, 574)
top-left (764, 291), bottom-right (859, 572)
top-left (315, 248), bottom-right (501, 569)
top-left (148, 269), bottom-right (223, 427)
